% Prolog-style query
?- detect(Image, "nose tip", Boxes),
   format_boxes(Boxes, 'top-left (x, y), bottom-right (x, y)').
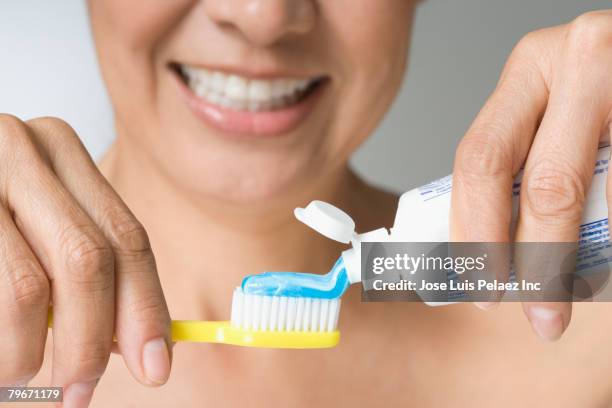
top-left (205, 0), bottom-right (316, 46)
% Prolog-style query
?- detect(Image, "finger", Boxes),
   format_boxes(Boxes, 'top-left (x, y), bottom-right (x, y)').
top-left (0, 205), bottom-right (49, 386)
top-left (450, 30), bottom-right (551, 308)
top-left (27, 117), bottom-right (172, 386)
top-left (516, 16), bottom-right (612, 341)
top-left (0, 115), bottom-right (115, 406)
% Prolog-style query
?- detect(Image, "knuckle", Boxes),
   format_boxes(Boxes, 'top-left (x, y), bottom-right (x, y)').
top-left (0, 113), bottom-right (25, 133)
top-left (128, 292), bottom-right (168, 324)
top-left (502, 29), bottom-right (552, 87)
top-left (567, 12), bottom-right (612, 55)
top-left (74, 341), bottom-right (111, 373)
top-left (28, 116), bottom-right (73, 133)
top-left (2, 258), bottom-right (49, 312)
top-left (104, 207), bottom-right (152, 257)
top-left (1, 358), bottom-right (42, 385)
top-left (58, 340), bottom-right (110, 378)
top-left (60, 225), bottom-right (114, 293)
top-left (27, 116), bottom-right (79, 145)
top-left (0, 336), bottom-right (45, 385)
top-left (514, 30), bottom-right (543, 55)
top-left (455, 133), bottom-right (511, 179)
top-left (0, 114), bottom-right (32, 150)
top-left (511, 28), bottom-right (554, 62)
top-left (523, 158), bottom-right (586, 221)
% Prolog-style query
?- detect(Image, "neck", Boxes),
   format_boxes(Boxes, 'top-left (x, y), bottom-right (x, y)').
top-left (99, 136), bottom-right (369, 320)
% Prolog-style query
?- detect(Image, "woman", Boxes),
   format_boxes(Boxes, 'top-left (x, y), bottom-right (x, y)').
top-left (1, 1), bottom-right (612, 406)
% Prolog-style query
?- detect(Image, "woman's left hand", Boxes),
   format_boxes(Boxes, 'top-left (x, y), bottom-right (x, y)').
top-left (450, 10), bottom-right (612, 341)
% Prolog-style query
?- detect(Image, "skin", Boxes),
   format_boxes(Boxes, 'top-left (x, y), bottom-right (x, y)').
top-left (0, 1), bottom-right (611, 407)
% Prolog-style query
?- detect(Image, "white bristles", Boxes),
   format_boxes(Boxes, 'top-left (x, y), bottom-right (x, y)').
top-left (270, 296), bottom-right (280, 330)
top-left (320, 300), bottom-right (329, 332)
top-left (310, 300), bottom-right (320, 331)
top-left (230, 288), bottom-right (341, 332)
top-left (286, 298), bottom-right (297, 331)
top-left (278, 297), bottom-right (288, 331)
top-left (261, 296), bottom-right (271, 331)
top-left (295, 298), bottom-right (305, 331)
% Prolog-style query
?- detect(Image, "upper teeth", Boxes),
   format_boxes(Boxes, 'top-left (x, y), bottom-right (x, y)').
top-left (179, 65), bottom-right (317, 111)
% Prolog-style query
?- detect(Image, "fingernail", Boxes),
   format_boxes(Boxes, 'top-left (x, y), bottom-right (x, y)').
top-left (63, 380), bottom-right (97, 408)
top-left (142, 337), bottom-right (170, 385)
top-left (475, 301), bottom-right (498, 311)
top-left (528, 306), bottom-right (564, 341)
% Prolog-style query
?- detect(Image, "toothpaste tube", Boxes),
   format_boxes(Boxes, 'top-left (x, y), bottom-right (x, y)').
top-left (243, 146), bottom-right (611, 302)
top-left (391, 146), bottom-right (610, 243)
top-left (300, 146), bottom-right (610, 298)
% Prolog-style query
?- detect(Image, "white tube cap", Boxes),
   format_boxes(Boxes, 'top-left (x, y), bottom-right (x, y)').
top-left (294, 201), bottom-right (356, 244)
top-left (294, 200), bottom-right (390, 284)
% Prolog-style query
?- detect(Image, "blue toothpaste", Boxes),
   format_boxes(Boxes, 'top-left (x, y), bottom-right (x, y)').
top-left (241, 256), bottom-right (350, 299)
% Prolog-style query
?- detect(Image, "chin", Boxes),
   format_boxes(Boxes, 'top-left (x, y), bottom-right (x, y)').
top-left (170, 150), bottom-right (320, 206)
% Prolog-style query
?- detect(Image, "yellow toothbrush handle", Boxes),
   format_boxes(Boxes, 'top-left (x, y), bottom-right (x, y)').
top-left (48, 312), bottom-right (339, 349)
top-left (171, 320), bottom-right (225, 343)
top-left (171, 320), bottom-right (340, 348)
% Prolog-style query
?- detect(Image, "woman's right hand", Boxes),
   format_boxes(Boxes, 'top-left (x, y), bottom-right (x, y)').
top-left (0, 115), bottom-right (172, 405)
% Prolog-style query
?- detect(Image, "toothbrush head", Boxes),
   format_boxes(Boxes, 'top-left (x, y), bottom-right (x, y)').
top-left (228, 288), bottom-right (341, 348)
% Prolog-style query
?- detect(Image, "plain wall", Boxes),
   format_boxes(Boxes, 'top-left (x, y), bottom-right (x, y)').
top-left (0, 0), bottom-right (609, 192)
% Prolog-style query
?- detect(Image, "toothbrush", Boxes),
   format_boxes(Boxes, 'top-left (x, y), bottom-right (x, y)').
top-left (48, 202), bottom-right (375, 349)
top-left (230, 200), bottom-right (388, 347)
top-left (48, 310), bottom-right (340, 349)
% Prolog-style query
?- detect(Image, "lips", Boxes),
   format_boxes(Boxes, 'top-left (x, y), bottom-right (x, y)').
top-left (170, 63), bottom-right (328, 137)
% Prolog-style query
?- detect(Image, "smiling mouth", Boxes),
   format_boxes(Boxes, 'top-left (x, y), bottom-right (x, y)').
top-left (171, 62), bottom-right (326, 112)
top-left (169, 61), bottom-right (329, 136)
